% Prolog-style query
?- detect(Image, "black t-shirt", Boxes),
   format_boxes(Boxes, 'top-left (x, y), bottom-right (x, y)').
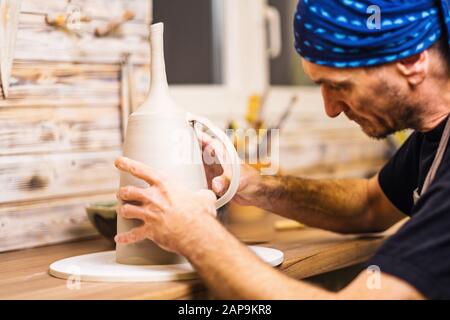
top-left (369, 117), bottom-right (450, 299)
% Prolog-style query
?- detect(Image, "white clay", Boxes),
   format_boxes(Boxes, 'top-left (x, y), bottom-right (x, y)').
top-left (116, 23), bottom-right (241, 265)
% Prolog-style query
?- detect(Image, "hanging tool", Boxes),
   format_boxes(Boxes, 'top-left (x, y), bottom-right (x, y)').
top-left (45, 11), bottom-right (91, 37)
top-left (94, 9), bottom-right (135, 37)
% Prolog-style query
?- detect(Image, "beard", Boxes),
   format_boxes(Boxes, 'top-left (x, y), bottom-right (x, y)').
top-left (349, 81), bottom-right (422, 140)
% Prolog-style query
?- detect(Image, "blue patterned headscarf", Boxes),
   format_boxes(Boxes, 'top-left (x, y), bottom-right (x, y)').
top-left (294, 0), bottom-right (450, 68)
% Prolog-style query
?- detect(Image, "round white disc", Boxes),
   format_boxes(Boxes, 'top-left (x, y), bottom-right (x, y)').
top-left (49, 246), bottom-right (284, 283)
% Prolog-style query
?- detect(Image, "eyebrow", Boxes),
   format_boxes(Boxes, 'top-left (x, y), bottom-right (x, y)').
top-left (313, 78), bottom-right (352, 87)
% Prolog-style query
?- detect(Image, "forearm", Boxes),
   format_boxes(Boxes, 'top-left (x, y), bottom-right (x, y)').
top-left (252, 175), bottom-right (373, 233)
top-left (115, 156), bottom-right (416, 300)
top-left (181, 216), bottom-right (334, 300)
top-left (179, 215), bottom-right (422, 300)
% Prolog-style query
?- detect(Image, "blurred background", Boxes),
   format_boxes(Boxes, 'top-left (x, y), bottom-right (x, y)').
top-left (153, 0), bottom-right (312, 86)
top-left (0, 0), bottom-right (393, 253)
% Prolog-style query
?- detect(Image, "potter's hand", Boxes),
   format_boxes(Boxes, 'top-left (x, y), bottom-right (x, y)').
top-left (198, 131), bottom-right (262, 206)
top-left (114, 157), bottom-right (217, 253)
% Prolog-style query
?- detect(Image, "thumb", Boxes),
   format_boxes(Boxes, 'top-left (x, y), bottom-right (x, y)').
top-left (212, 175), bottom-right (229, 196)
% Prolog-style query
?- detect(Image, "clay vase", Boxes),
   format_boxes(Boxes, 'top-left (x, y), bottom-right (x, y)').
top-left (116, 23), bottom-right (241, 265)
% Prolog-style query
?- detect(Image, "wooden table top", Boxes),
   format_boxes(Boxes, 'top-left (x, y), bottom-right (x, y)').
top-left (0, 218), bottom-right (397, 300)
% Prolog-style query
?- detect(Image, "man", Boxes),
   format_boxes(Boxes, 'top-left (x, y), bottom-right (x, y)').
top-left (114, 0), bottom-right (450, 299)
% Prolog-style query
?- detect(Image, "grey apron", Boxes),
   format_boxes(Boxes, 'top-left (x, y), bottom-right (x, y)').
top-left (413, 117), bottom-right (450, 205)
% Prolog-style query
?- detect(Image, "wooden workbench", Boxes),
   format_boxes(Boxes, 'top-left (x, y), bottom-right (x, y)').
top-left (0, 224), bottom-right (395, 299)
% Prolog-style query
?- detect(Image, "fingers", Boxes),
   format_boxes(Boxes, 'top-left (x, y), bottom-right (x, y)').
top-left (198, 131), bottom-right (234, 196)
top-left (205, 135), bottom-right (233, 179)
top-left (117, 203), bottom-right (152, 221)
top-left (115, 225), bottom-right (149, 244)
top-left (197, 189), bottom-right (218, 217)
top-left (117, 186), bottom-right (165, 211)
top-left (197, 189), bottom-right (217, 204)
top-left (198, 130), bottom-right (214, 149)
top-left (117, 186), bottom-right (151, 204)
top-left (115, 157), bottom-right (166, 190)
top-left (199, 132), bottom-right (232, 179)
top-left (212, 175), bottom-right (230, 196)
top-left (198, 131), bottom-right (228, 163)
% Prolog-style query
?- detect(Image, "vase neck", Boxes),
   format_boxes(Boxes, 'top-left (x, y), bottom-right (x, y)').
top-left (149, 23), bottom-right (169, 95)
top-left (136, 23), bottom-right (175, 114)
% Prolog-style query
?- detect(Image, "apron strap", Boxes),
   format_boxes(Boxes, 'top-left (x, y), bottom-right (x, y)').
top-left (421, 116), bottom-right (450, 196)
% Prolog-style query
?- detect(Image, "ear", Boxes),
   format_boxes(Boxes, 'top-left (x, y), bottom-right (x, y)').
top-left (396, 50), bottom-right (429, 86)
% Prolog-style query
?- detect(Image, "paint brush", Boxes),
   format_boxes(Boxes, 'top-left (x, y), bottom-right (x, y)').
top-left (257, 94), bottom-right (298, 157)
top-left (274, 95), bottom-right (298, 130)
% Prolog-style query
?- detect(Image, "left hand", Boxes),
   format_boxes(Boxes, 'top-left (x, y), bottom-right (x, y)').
top-left (114, 156), bottom-right (218, 254)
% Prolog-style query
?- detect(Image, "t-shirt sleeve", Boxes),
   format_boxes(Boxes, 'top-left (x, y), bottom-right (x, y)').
top-left (378, 133), bottom-right (421, 215)
top-left (369, 156), bottom-right (450, 299)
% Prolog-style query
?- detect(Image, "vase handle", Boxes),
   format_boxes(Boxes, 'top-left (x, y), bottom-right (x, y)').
top-left (187, 113), bottom-right (241, 209)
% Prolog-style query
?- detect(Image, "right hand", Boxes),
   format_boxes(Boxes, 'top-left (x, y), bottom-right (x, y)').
top-left (198, 131), bottom-right (263, 206)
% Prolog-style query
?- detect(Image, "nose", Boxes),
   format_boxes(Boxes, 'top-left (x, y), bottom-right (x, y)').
top-left (321, 86), bottom-right (345, 118)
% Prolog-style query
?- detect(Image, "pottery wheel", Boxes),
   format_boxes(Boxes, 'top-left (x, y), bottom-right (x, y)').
top-left (49, 246), bottom-right (284, 283)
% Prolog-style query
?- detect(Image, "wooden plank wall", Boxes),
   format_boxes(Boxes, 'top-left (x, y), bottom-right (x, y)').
top-left (0, 0), bottom-right (151, 252)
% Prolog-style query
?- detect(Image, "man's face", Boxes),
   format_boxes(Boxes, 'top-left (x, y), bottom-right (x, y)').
top-left (302, 59), bottom-right (421, 139)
